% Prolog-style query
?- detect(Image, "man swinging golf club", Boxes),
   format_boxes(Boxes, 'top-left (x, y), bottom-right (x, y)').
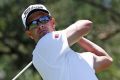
top-left (14, 4), bottom-right (113, 80)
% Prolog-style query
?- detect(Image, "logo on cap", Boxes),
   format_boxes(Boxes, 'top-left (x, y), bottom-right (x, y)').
top-left (23, 6), bottom-right (44, 18)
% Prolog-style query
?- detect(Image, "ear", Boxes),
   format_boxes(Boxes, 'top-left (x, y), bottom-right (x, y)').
top-left (51, 17), bottom-right (55, 24)
top-left (51, 17), bottom-right (56, 29)
top-left (25, 31), bottom-right (34, 39)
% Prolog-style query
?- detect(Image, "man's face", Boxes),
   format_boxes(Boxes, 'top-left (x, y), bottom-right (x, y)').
top-left (25, 11), bottom-right (55, 41)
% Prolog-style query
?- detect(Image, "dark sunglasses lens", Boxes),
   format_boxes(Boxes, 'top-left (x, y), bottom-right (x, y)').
top-left (32, 20), bottom-right (37, 24)
top-left (39, 16), bottom-right (50, 24)
top-left (27, 21), bottom-right (37, 30)
top-left (27, 16), bottom-right (51, 30)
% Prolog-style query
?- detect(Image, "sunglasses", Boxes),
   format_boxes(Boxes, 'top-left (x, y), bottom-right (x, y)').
top-left (26, 15), bottom-right (51, 30)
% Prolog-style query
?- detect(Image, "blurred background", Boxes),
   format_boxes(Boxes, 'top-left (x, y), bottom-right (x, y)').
top-left (0, 0), bottom-right (120, 80)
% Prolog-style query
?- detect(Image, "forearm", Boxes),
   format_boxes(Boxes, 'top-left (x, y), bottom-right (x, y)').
top-left (66, 20), bottom-right (92, 46)
top-left (77, 37), bottom-right (111, 57)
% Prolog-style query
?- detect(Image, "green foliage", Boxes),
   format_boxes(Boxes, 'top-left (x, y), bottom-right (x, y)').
top-left (0, 0), bottom-right (120, 80)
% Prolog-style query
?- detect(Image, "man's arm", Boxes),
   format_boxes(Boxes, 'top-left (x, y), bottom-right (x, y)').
top-left (77, 37), bottom-right (113, 73)
top-left (64, 20), bottom-right (92, 46)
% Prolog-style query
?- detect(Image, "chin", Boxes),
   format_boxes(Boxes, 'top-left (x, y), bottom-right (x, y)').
top-left (39, 32), bottom-right (48, 38)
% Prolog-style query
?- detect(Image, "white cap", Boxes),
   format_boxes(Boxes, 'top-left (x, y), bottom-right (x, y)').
top-left (21, 4), bottom-right (50, 29)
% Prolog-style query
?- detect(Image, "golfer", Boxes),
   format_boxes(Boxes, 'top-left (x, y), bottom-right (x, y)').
top-left (21, 4), bottom-right (113, 80)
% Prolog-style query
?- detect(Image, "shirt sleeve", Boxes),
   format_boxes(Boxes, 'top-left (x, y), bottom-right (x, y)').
top-left (80, 52), bottom-right (95, 71)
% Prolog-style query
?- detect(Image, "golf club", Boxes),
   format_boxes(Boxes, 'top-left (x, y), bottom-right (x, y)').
top-left (12, 61), bottom-right (33, 80)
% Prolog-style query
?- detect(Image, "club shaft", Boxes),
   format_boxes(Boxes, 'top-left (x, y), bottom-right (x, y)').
top-left (12, 61), bottom-right (33, 80)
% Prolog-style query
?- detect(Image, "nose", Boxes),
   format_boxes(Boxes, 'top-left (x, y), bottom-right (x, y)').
top-left (37, 26), bottom-right (43, 31)
top-left (37, 24), bottom-right (44, 30)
